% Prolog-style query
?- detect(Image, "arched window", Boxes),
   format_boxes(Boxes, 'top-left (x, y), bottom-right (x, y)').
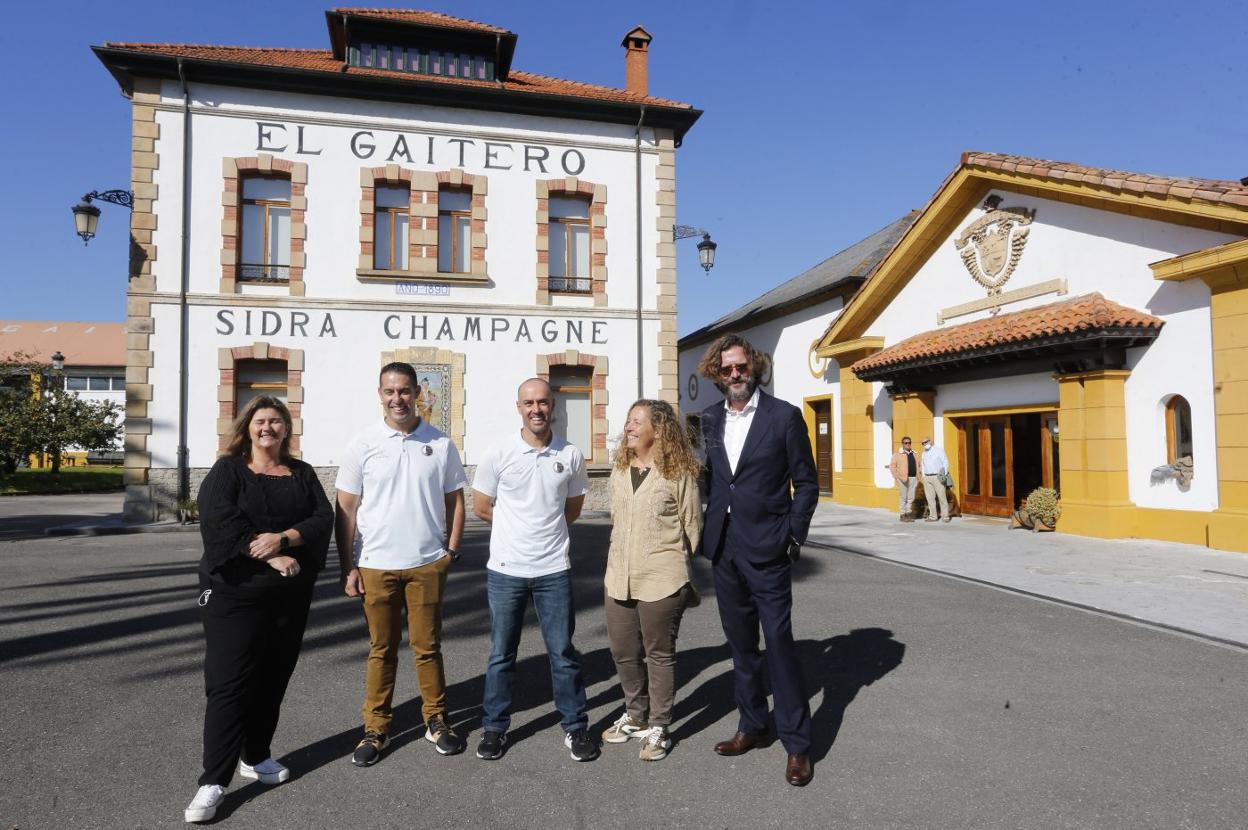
top-left (1165, 395), bottom-right (1193, 464)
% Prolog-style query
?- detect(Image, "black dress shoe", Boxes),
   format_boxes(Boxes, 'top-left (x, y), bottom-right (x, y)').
top-left (786, 752), bottom-right (813, 786)
top-left (713, 731), bottom-right (771, 756)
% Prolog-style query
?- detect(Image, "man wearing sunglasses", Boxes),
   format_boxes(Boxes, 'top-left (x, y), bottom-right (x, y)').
top-left (695, 333), bottom-right (819, 787)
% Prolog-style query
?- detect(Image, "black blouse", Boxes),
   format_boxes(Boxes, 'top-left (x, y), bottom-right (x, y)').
top-left (196, 455), bottom-right (334, 589)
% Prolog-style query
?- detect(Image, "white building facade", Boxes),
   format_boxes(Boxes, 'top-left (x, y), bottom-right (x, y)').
top-left (95, 9), bottom-right (700, 520)
top-left (685, 150), bottom-right (1248, 552)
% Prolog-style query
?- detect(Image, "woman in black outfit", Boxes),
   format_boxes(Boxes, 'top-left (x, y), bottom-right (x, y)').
top-left (184, 396), bottom-right (332, 824)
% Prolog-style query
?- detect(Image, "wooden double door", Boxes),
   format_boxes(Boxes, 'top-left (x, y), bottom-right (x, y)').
top-left (956, 412), bottom-right (1059, 517)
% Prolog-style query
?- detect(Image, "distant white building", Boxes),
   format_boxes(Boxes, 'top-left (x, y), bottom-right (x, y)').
top-left (0, 320), bottom-right (126, 465)
top-left (93, 8), bottom-right (703, 520)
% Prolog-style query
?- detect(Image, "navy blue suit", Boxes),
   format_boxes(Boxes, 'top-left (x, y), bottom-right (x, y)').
top-left (700, 389), bottom-right (819, 754)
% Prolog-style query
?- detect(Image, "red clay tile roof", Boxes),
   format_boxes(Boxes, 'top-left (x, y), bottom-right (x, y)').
top-left (0, 321), bottom-right (126, 367)
top-left (102, 42), bottom-right (693, 109)
top-left (850, 293), bottom-right (1163, 375)
top-left (963, 151), bottom-right (1248, 209)
top-left (331, 7), bottom-right (512, 35)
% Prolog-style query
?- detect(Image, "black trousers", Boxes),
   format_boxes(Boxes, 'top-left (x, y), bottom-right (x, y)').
top-left (712, 519), bottom-right (812, 755)
top-left (198, 577), bottom-right (314, 786)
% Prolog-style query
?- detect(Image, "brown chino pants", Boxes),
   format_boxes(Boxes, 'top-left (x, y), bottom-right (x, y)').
top-left (359, 556), bottom-right (451, 734)
top-left (604, 585), bottom-right (691, 727)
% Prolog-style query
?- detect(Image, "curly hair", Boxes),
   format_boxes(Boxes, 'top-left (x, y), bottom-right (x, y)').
top-left (695, 333), bottom-right (770, 391)
top-left (222, 396), bottom-right (294, 460)
top-left (613, 398), bottom-right (702, 480)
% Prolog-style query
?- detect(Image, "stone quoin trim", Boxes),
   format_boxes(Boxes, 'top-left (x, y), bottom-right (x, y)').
top-left (379, 346), bottom-right (467, 453)
top-left (122, 76), bottom-right (161, 520)
top-left (535, 177), bottom-right (607, 307)
top-left (217, 343), bottom-right (306, 456)
top-left (220, 154), bottom-right (308, 296)
top-left (654, 130), bottom-right (678, 404)
top-left (357, 167), bottom-right (488, 282)
top-left (537, 350), bottom-right (609, 464)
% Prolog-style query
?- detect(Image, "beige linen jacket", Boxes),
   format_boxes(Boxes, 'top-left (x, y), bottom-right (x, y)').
top-left (605, 467), bottom-right (703, 602)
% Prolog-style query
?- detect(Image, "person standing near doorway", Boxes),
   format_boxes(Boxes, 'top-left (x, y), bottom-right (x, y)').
top-left (890, 437), bottom-right (919, 522)
top-left (471, 377), bottom-right (598, 763)
top-left (919, 436), bottom-right (952, 522)
top-left (335, 362), bottom-right (468, 768)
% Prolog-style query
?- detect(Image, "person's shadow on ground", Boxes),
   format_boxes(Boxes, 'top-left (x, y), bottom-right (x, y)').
top-left (666, 628), bottom-right (905, 763)
top-left (214, 628), bottom-right (903, 819)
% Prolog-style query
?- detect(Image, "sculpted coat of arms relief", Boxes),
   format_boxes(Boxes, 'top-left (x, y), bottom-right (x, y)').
top-left (954, 196), bottom-right (1036, 310)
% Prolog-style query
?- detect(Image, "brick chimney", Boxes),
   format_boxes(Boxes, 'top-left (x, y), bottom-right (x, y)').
top-left (621, 26), bottom-right (652, 96)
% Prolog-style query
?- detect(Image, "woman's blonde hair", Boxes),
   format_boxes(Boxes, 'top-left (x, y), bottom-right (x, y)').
top-left (222, 396), bottom-right (294, 460)
top-left (613, 398), bottom-right (702, 479)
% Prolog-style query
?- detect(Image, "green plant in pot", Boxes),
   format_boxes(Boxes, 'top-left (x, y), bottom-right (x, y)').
top-left (1024, 486), bottom-right (1061, 531)
top-left (176, 498), bottom-right (199, 524)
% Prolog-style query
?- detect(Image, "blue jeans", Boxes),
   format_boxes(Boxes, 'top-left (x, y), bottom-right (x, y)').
top-left (482, 569), bottom-right (588, 734)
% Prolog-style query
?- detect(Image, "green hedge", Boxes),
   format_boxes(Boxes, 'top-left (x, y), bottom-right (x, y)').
top-left (0, 466), bottom-right (124, 496)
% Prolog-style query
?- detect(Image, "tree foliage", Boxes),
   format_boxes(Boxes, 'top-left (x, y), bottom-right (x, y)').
top-left (0, 352), bottom-right (123, 474)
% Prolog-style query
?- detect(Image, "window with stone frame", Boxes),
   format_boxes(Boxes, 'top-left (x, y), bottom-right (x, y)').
top-left (235, 358), bottom-right (288, 412)
top-left (239, 176), bottom-right (292, 282)
top-left (437, 188), bottom-right (472, 273)
top-left (548, 195), bottom-right (592, 294)
top-left (550, 365), bottom-right (593, 455)
top-left (374, 185), bottom-right (411, 271)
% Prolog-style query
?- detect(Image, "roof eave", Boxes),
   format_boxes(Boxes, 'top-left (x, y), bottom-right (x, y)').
top-left (93, 47), bottom-right (702, 140)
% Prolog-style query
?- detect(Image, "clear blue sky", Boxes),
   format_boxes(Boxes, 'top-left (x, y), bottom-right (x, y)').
top-left (4, 0), bottom-right (1246, 336)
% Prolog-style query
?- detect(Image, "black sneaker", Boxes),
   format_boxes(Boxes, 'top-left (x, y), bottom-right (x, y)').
top-left (425, 715), bottom-right (466, 756)
top-left (476, 730), bottom-right (508, 760)
top-left (352, 731), bottom-right (388, 767)
top-left (563, 728), bottom-right (599, 762)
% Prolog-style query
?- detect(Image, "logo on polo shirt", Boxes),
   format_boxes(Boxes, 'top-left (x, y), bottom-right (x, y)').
top-left (422, 445), bottom-right (433, 456)
top-left (554, 461), bottom-right (565, 473)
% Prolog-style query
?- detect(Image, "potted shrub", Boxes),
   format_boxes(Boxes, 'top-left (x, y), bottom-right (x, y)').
top-left (176, 498), bottom-right (199, 525)
top-left (1023, 486), bottom-right (1061, 531)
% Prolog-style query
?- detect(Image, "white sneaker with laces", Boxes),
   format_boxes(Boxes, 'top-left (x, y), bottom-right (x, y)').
top-left (602, 712), bottom-right (649, 743)
top-left (639, 726), bottom-right (672, 761)
top-left (184, 784), bottom-right (225, 823)
top-left (238, 757), bottom-right (290, 785)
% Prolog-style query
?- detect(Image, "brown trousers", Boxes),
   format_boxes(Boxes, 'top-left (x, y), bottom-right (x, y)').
top-left (359, 557), bottom-right (451, 734)
top-left (604, 585), bottom-right (691, 727)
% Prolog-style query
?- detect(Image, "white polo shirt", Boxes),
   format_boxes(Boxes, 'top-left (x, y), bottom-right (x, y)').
top-left (335, 418), bottom-right (467, 570)
top-left (472, 432), bottom-right (589, 578)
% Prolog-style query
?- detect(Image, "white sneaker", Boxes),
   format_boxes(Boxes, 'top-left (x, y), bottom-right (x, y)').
top-left (639, 726), bottom-right (672, 761)
top-left (238, 757), bottom-right (290, 785)
top-left (602, 712), bottom-right (649, 743)
top-left (184, 784), bottom-right (225, 823)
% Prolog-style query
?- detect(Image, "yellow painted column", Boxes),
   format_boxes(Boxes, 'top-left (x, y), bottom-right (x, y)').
top-left (891, 390), bottom-right (936, 451)
top-left (1055, 369), bottom-right (1134, 537)
top-left (1206, 283), bottom-right (1248, 551)
top-left (835, 365), bottom-right (880, 507)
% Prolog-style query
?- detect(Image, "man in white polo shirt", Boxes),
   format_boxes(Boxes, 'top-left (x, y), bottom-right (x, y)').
top-left (471, 377), bottom-right (597, 762)
top-left (335, 362), bottom-right (467, 766)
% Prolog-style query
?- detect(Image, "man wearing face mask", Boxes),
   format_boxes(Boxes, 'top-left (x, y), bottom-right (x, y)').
top-left (696, 333), bottom-right (819, 787)
top-left (919, 436), bottom-right (952, 522)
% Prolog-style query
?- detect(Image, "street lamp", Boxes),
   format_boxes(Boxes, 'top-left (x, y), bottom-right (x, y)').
top-left (71, 190), bottom-right (134, 244)
top-left (51, 351), bottom-right (65, 372)
top-left (674, 224), bottom-right (717, 273)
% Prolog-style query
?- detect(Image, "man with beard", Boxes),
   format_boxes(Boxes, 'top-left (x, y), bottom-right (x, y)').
top-left (696, 334), bottom-right (819, 786)
top-left (470, 377), bottom-right (597, 762)
top-left (335, 362), bottom-right (468, 766)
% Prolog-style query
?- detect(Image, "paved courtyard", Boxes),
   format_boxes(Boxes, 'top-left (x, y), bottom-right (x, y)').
top-left (1, 510), bottom-right (1247, 829)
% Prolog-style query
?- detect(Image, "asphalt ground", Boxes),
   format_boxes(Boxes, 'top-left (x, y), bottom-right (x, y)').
top-left (2, 519), bottom-right (1246, 829)
top-left (0, 493), bottom-right (124, 541)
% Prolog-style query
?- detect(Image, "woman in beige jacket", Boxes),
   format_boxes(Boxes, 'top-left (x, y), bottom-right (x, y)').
top-left (601, 398), bottom-right (703, 761)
